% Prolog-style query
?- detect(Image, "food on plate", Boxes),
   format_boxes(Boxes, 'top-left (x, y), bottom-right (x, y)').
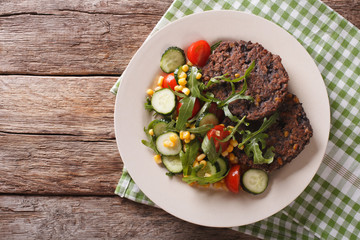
top-left (142, 39), bottom-right (312, 195)
top-left (202, 40), bottom-right (289, 121)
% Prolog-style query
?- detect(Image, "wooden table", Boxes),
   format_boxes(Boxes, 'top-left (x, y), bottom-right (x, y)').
top-left (1, 1), bottom-right (358, 239)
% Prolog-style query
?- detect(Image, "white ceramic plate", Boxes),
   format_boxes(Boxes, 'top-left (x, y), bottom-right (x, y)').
top-left (114, 10), bottom-right (330, 227)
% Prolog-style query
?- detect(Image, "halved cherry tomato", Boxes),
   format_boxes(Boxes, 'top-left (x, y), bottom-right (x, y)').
top-left (225, 165), bottom-right (241, 193)
top-left (162, 73), bottom-right (177, 90)
top-left (206, 125), bottom-right (230, 152)
top-left (176, 98), bottom-right (201, 119)
top-left (208, 102), bottom-right (225, 122)
top-left (187, 40), bottom-right (211, 67)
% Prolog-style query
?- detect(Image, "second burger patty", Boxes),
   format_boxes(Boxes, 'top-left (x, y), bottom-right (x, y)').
top-left (202, 40), bottom-right (289, 121)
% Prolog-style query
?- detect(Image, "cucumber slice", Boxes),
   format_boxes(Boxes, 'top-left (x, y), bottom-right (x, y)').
top-left (195, 113), bottom-right (219, 127)
top-left (196, 161), bottom-right (217, 177)
top-left (241, 169), bottom-right (268, 195)
top-left (156, 132), bottom-right (182, 156)
top-left (160, 47), bottom-right (186, 73)
top-left (215, 157), bottom-right (228, 176)
top-left (151, 88), bottom-right (176, 115)
top-left (162, 155), bottom-right (183, 173)
top-left (148, 119), bottom-right (168, 136)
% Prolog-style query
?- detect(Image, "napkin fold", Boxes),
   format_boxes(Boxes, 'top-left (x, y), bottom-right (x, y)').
top-left (112, 0), bottom-right (360, 239)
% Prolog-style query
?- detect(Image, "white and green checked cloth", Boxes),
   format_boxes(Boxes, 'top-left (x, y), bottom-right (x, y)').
top-left (112, 0), bottom-right (360, 239)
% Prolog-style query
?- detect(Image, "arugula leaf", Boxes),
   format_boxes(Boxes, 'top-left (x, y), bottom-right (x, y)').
top-left (211, 40), bottom-right (222, 52)
top-left (188, 101), bottom-right (210, 123)
top-left (182, 170), bottom-right (227, 185)
top-left (144, 97), bottom-right (153, 111)
top-left (187, 124), bottom-right (214, 135)
top-left (187, 67), bottom-right (210, 102)
top-left (141, 127), bottom-right (159, 154)
top-left (181, 139), bottom-right (201, 176)
top-left (218, 116), bottom-right (246, 143)
top-left (238, 112), bottom-right (279, 148)
top-left (201, 136), bottom-right (220, 164)
top-left (244, 134), bottom-right (275, 164)
top-left (176, 96), bottom-right (196, 131)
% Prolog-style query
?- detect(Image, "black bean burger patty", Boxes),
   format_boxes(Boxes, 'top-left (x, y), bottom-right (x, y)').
top-left (231, 93), bottom-right (313, 172)
top-left (202, 40), bottom-right (289, 120)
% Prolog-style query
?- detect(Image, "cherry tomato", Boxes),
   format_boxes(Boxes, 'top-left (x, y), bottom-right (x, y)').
top-left (208, 103), bottom-right (225, 122)
top-left (176, 98), bottom-right (201, 119)
top-left (206, 125), bottom-right (230, 152)
top-left (225, 165), bottom-right (241, 193)
top-left (162, 73), bottom-right (177, 90)
top-left (187, 40), bottom-right (211, 67)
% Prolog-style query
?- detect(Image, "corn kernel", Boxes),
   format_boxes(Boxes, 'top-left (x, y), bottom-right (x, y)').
top-left (239, 145), bottom-right (245, 150)
top-left (193, 161), bottom-right (199, 167)
top-left (221, 151), bottom-right (229, 157)
top-left (182, 131), bottom-right (190, 140)
top-left (184, 138), bottom-right (191, 143)
top-left (226, 145), bottom-right (234, 153)
top-left (204, 173), bottom-right (212, 177)
top-left (146, 89), bottom-right (154, 96)
top-left (154, 154), bottom-right (162, 164)
top-left (182, 87), bottom-right (190, 95)
top-left (154, 86), bottom-right (162, 91)
top-left (181, 64), bottom-right (189, 72)
top-left (169, 134), bottom-right (178, 143)
top-left (196, 153), bottom-right (206, 162)
top-left (148, 129), bottom-right (154, 136)
top-left (190, 134), bottom-right (196, 140)
top-left (178, 78), bottom-right (187, 86)
top-left (177, 85), bottom-right (184, 91)
top-left (196, 73), bottom-right (202, 79)
top-left (179, 131), bottom-right (184, 140)
top-left (179, 72), bottom-right (187, 79)
top-left (235, 73), bottom-right (240, 78)
top-left (199, 160), bottom-right (207, 168)
top-left (199, 183), bottom-right (210, 188)
top-left (157, 76), bottom-right (164, 86)
top-left (228, 153), bottom-right (235, 162)
top-left (213, 182), bottom-right (222, 189)
top-left (230, 139), bottom-right (238, 147)
top-left (163, 140), bottom-right (175, 148)
top-left (284, 131), bottom-right (289, 137)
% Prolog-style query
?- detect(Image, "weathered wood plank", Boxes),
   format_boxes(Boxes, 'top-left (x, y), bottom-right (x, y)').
top-left (0, 75), bottom-right (116, 138)
top-left (0, 195), bottom-right (258, 240)
top-left (0, 0), bottom-right (358, 75)
top-left (0, 133), bottom-right (122, 195)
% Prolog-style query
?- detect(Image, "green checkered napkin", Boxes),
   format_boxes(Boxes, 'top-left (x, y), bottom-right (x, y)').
top-left (112, 0), bottom-right (360, 239)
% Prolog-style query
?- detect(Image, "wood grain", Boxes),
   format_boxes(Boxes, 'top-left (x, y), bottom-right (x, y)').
top-left (0, 195), bottom-right (257, 240)
top-left (0, 0), bottom-right (358, 76)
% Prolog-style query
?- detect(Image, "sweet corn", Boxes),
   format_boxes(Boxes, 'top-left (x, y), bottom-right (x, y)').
top-left (157, 76), bottom-right (164, 86)
top-left (190, 134), bottom-right (196, 140)
top-left (193, 161), bottom-right (199, 167)
top-left (154, 86), bottom-right (162, 91)
top-left (163, 140), bottom-right (175, 148)
top-left (182, 131), bottom-right (190, 140)
top-left (179, 131), bottom-right (184, 140)
top-left (204, 173), bottom-right (212, 177)
top-left (182, 87), bottom-right (190, 95)
top-left (181, 64), bottom-right (189, 72)
top-left (184, 138), bottom-right (191, 143)
top-left (169, 133), bottom-right (178, 143)
top-left (228, 153), bottom-right (235, 162)
top-left (148, 129), bottom-right (154, 136)
top-left (154, 154), bottom-right (162, 164)
top-left (179, 72), bottom-right (187, 79)
top-left (196, 153), bottom-right (206, 161)
top-left (226, 145), bottom-right (234, 153)
top-left (178, 78), bottom-right (187, 86)
top-left (221, 151), bottom-right (229, 157)
top-left (177, 85), bottom-right (184, 91)
top-left (196, 73), bottom-right (202, 79)
top-left (146, 89), bottom-right (154, 96)
top-left (235, 73), bottom-right (240, 78)
top-left (199, 160), bottom-right (207, 168)
top-left (230, 139), bottom-right (238, 147)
